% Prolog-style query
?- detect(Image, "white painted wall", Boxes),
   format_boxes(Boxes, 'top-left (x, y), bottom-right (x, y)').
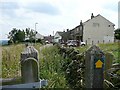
top-left (35, 33), bottom-right (44, 40)
top-left (83, 15), bottom-right (114, 45)
top-left (54, 32), bottom-right (62, 43)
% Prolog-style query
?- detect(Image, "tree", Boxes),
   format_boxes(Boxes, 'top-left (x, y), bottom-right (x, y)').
top-left (25, 28), bottom-right (37, 42)
top-left (8, 28), bottom-right (37, 44)
top-left (114, 28), bottom-right (120, 40)
top-left (8, 28), bottom-right (25, 44)
top-left (15, 29), bottom-right (25, 42)
top-left (8, 28), bottom-right (17, 43)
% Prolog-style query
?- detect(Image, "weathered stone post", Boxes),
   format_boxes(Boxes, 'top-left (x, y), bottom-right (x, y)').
top-left (21, 46), bottom-right (39, 83)
top-left (85, 45), bottom-right (105, 88)
top-left (104, 52), bottom-right (114, 80)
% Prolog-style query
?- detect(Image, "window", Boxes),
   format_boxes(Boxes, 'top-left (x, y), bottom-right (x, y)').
top-left (77, 28), bottom-right (79, 32)
top-left (108, 25), bottom-right (110, 27)
top-left (93, 23), bottom-right (99, 27)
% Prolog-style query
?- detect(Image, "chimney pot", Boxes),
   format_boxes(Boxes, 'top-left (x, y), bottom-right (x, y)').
top-left (91, 13), bottom-right (94, 19)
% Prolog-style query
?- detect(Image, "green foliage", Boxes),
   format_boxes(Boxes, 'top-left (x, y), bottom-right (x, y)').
top-left (39, 46), bottom-right (69, 88)
top-left (14, 30), bottom-right (25, 42)
top-left (114, 28), bottom-right (120, 40)
top-left (8, 28), bottom-right (25, 44)
top-left (2, 43), bottom-right (41, 78)
top-left (98, 43), bottom-right (120, 63)
top-left (2, 44), bottom-right (68, 88)
top-left (8, 27), bottom-right (38, 44)
top-left (2, 44), bottom-right (25, 78)
top-left (77, 43), bottom-right (120, 88)
top-left (58, 47), bottom-right (85, 88)
top-left (2, 43), bottom-right (120, 88)
top-left (25, 28), bottom-right (37, 42)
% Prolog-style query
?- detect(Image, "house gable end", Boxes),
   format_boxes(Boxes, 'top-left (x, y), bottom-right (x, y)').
top-left (83, 14), bottom-right (115, 26)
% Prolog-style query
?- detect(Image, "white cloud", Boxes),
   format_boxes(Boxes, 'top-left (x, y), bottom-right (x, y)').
top-left (0, 0), bottom-right (119, 39)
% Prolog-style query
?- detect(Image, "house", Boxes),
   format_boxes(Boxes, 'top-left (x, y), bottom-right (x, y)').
top-left (63, 13), bottom-right (115, 45)
top-left (82, 13), bottom-right (115, 44)
top-left (44, 35), bottom-right (54, 43)
top-left (25, 32), bottom-right (44, 41)
top-left (54, 31), bottom-right (64, 43)
top-left (35, 33), bottom-right (44, 40)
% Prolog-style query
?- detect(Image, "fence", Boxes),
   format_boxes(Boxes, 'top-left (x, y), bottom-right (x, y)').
top-left (1, 45), bottom-right (47, 89)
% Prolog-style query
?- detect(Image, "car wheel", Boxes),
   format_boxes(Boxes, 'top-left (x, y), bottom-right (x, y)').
top-left (69, 45), bottom-right (73, 47)
top-left (81, 44), bottom-right (85, 46)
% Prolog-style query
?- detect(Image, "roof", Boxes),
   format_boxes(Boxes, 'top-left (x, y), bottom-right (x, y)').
top-left (44, 36), bottom-right (53, 42)
top-left (57, 31), bottom-right (65, 36)
top-left (35, 33), bottom-right (44, 39)
top-left (83, 14), bottom-right (115, 26)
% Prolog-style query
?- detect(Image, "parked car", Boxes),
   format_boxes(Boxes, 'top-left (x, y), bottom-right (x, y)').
top-left (67, 40), bottom-right (86, 47)
top-left (45, 40), bottom-right (50, 44)
top-left (67, 40), bottom-right (77, 47)
top-left (80, 41), bottom-right (86, 46)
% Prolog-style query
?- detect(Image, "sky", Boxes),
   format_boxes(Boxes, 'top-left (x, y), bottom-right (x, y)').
top-left (118, 1), bottom-right (120, 28)
top-left (0, 0), bottom-right (119, 40)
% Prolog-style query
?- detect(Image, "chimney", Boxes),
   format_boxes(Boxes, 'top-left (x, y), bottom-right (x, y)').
top-left (67, 29), bottom-right (69, 32)
top-left (80, 20), bottom-right (82, 25)
top-left (91, 13), bottom-right (94, 19)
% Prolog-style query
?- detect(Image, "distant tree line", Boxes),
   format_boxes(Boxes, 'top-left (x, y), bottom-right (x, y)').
top-left (8, 28), bottom-right (39, 44)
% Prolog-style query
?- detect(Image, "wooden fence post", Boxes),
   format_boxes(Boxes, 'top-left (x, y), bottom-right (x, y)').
top-left (85, 45), bottom-right (105, 88)
top-left (21, 46), bottom-right (39, 83)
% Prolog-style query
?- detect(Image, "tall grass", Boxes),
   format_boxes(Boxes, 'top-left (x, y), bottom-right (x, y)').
top-left (2, 43), bottom-right (119, 88)
top-left (2, 44), bottom-right (68, 88)
top-left (39, 45), bottom-right (68, 88)
top-left (98, 43), bottom-right (120, 63)
top-left (2, 44), bottom-right (25, 78)
top-left (76, 43), bottom-right (119, 63)
top-left (2, 43), bottom-right (42, 78)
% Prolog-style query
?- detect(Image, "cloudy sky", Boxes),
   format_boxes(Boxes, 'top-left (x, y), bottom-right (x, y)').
top-left (0, 0), bottom-right (119, 40)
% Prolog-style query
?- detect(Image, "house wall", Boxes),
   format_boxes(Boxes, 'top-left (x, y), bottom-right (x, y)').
top-left (83, 15), bottom-right (114, 45)
top-left (54, 32), bottom-right (62, 43)
top-left (36, 33), bottom-right (44, 40)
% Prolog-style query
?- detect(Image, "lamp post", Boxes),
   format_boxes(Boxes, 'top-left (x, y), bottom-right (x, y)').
top-left (35, 22), bottom-right (38, 45)
top-left (80, 20), bottom-right (83, 42)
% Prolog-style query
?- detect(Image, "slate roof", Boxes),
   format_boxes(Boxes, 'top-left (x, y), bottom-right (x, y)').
top-left (57, 31), bottom-right (65, 36)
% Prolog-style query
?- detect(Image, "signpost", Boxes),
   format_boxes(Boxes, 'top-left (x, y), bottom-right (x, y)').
top-left (85, 45), bottom-right (105, 88)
